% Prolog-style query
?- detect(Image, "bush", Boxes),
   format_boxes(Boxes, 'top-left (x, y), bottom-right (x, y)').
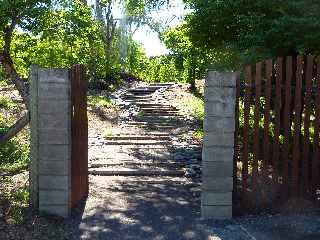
top-left (0, 114), bottom-right (29, 175)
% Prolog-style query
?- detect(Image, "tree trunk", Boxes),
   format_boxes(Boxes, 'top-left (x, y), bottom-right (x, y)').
top-left (0, 20), bottom-right (30, 144)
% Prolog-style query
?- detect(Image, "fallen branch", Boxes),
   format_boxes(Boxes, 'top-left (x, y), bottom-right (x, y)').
top-left (0, 111), bottom-right (30, 145)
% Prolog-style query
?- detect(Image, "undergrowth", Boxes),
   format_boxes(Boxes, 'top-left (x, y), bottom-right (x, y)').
top-left (87, 95), bottom-right (112, 108)
top-left (0, 176), bottom-right (29, 224)
top-left (178, 92), bottom-right (204, 140)
top-left (0, 91), bottom-right (30, 224)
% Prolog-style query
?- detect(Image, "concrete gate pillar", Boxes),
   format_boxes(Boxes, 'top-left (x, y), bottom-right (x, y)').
top-left (30, 66), bottom-right (72, 217)
top-left (201, 71), bottom-right (237, 219)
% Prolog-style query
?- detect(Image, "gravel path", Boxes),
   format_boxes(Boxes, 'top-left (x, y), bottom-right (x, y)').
top-left (71, 83), bottom-right (320, 240)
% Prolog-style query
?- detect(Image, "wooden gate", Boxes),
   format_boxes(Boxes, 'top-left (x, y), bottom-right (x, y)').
top-left (234, 55), bottom-right (320, 214)
top-left (71, 65), bottom-right (88, 207)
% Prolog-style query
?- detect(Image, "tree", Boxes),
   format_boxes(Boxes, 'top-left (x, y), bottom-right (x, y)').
top-left (163, 24), bottom-right (218, 90)
top-left (0, 0), bottom-right (52, 144)
top-left (184, 0), bottom-right (320, 66)
top-left (0, 0), bottom-right (95, 143)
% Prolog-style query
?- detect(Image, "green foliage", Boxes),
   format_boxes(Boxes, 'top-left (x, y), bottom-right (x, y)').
top-left (162, 24), bottom-right (221, 85)
top-left (193, 128), bottom-right (203, 140)
top-left (0, 97), bottom-right (18, 111)
top-left (0, 138), bottom-right (29, 175)
top-left (87, 95), bottom-right (112, 107)
top-left (184, 0), bottom-right (320, 66)
top-left (0, 0), bottom-right (51, 32)
top-left (181, 94), bottom-right (204, 122)
top-left (0, 177), bottom-right (29, 224)
top-left (0, 113), bottom-right (29, 175)
top-left (104, 128), bottom-right (113, 138)
top-left (141, 55), bottom-right (181, 83)
top-left (137, 110), bottom-right (145, 117)
top-left (3, 0), bottom-right (152, 86)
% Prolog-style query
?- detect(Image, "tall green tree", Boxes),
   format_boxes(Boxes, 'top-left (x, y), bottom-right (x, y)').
top-left (184, 0), bottom-right (320, 66)
top-left (0, 0), bottom-right (52, 143)
top-left (163, 24), bottom-right (219, 90)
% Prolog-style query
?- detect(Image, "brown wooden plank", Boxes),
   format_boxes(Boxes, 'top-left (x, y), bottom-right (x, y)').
top-left (263, 60), bottom-right (272, 175)
top-left (302, 56), bottom-right (313, 192)
top-left (242, 66), bottom-right (252, 198)
top-left (292, 56), bottom-right (303, 195)
top-left (282, 56), bottom-right (292, 196)
top-left (234, 72), bottom-right (241, 200)
top-left (272, 58), bottom-right (282, 181)
top-left (253, 62), bottom-right (262, 199)
top-left (313, 62), bottom-right (320, 193)
top-left (71, 65), bottom-right (88, 208)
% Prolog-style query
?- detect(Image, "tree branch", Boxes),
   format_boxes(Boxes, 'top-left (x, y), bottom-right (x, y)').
top-left (0, 18), bottom-right (29, 109)
top-left (0, 16), bottom-right (30, 144)
top-left (0, 111), bottom-right (29, 145)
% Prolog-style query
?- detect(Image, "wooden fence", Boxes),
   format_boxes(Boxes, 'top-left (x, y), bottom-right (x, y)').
top-left (234, 55), bottom-right (320, 214)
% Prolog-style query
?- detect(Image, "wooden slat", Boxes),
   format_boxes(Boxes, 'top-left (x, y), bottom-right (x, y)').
top-left (243, 66), bottom-right (252, 197)
top-left (71, 65), bottom-right (88, 208)
top-left (253, 62), bottom-right (262, 199)
top-left (302, 56), bottom-right (314, 191)
top-left (234, 72), bottom-right (241, 199)
top-left (292, 56), bottom-right (303, 195)
top-left (272, 58), bottom-right (282, 181)
top-left (313, 62), bottom-right (320, 193)
top-left (282, 56), bottom-right (292, 195)
top-left (263, 60), bottom-right (272, 174)
top-left (302, 56), bottom-right (313, 192)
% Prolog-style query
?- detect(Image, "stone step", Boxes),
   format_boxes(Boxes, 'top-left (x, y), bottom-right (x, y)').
top-left (141, 114), bottom-right (180, 118)
top-left (89, 161), bottom-right (184, 169)
top-left (99, 145), bottom-right (172, 149)
top-left (129, 87), bottom-right (157, 90)
top-left (103, 140), bottom-right (170, 145)
top-left (124, 122), bottom-right (178, 128)
top-left (121, 99), bottom-right (154, 103)
top-left (127, 120), bottom-right (184, 127)
top-left (136, 103), bottom-right (173, 108)
top-left (148, 83), bottom-right (175, 87)
top-left (104, 135), bottom-right (171, 141)
top-left (89, 152), bottom-right (175, 161)
top-left (123, 94), bottom-right (153, 99)
top-left (111, 132), bottom-right (171, 137)
top-left (140, 109), bottom-right (177, 114)
top-left (140, 112), bottom-right (179, 116)
top-left (140, 107), bottom-right (178, 111)
top-left (140, 110), bottom-right (179, 114)
top-left (128, 90), bottom-right (156, 95)
top-left (132, 116), bottom-right (184, 121)
top-left (89, 169), bottom-right (185, 177)
top-left (131, 86), bottom-right (162, 91)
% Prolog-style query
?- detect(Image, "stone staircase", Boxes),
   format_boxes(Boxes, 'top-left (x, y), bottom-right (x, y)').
top-left (88, 83), bottom-right (202, 178)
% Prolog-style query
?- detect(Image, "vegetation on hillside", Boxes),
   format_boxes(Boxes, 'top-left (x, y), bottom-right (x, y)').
top-left (0, 0), bottom-right (319, 226)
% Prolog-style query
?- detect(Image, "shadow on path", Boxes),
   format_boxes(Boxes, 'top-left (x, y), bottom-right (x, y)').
top-left (68, 176), bottom-right (247, 240)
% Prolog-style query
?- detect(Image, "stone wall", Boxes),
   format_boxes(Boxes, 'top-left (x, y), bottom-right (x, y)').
top-left (30, 66), bottom-right (72, 217)
top-left (201, 71), bottom-right (237, 219)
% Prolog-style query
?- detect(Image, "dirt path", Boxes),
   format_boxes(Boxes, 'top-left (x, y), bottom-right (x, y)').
top-left (70, 83), bottom-right (245, 239)
top-left (70, 83), bottom-right (320, 240)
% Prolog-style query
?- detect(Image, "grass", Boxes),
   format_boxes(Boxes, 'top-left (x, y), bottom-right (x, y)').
top-left (178, 93), bottom-right (204, 140)
top-left (0, 112), bottom-right (29, 224)
top-left (179, 94), bottom-right (204, 122)
top-left (0, 96), bottom-right (18, 111)
top-left (87, 95), bottom-right (112, 108)
top-left (104, 128), bottom-right (113, 138)
top-left (193, 128), bottom-right (204, 139)
top-left (0, 176), bottom-right (29, 224)
top-left (137, 110), bottom-right (145, 117)
top-left (0, 113), bottom-right (29, 175)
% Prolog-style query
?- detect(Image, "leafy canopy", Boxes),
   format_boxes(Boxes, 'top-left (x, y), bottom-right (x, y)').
top-left (184, 0), bottom-right (320, 63)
